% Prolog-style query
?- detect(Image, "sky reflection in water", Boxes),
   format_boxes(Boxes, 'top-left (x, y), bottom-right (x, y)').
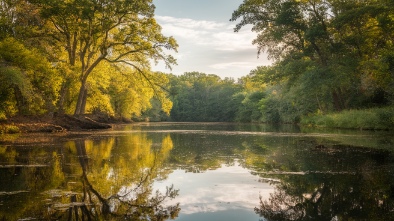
top-left (154, 162), bottom-right (273, 220)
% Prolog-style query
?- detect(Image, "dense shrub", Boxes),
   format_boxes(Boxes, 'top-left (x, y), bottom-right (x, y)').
top-left (301, 107), bottom-right (394, 130)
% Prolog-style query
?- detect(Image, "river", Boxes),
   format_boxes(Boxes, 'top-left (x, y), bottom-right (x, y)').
top-left (0, 122), bottom-right (393, 220)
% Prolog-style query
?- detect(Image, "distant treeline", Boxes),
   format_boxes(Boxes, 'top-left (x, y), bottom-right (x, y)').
top-left (163, 72), bottom-right (265, 122)
top-left (164, 71), bottom-right (394, 129)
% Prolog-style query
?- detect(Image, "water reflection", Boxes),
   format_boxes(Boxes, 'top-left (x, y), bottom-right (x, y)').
top-left (153, 163), bottom-right (272, 221)
top-left (0, 133), bottom-right (180, 220)
top-left (256, 173), bottom-right (394, 221)
top-left (156, 126), bottom-right (394, 220)
top-left (251, 144), bottom-right (394, 221)
top-left (1, 123), bottom-right (394, 221)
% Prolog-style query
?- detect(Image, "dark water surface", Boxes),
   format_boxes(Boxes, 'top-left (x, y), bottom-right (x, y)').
top-left (0, 123), bottom-right (393, 220)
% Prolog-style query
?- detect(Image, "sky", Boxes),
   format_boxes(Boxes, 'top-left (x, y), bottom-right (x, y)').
top-left (151, 0), bottom-right (271, 80)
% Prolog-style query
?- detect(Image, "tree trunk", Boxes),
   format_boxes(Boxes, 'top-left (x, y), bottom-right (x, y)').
top-left (13, 85), bottom-right (26, 114)
top-left (80, 88), bottom-right (88, 115)
top-left (74, 81), bottom-right (87, 116)
top-left (57, 81), bottom-right (69, 114)
top-left (76, 140), bottom-right (89, 172)
top-left (73, 56), bottom-right (105, 116)
top-left (332, 89), bottom-right (344, 111)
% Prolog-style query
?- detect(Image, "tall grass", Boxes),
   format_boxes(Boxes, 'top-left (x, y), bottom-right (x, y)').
top-left (301, 107), bottom-right (394, 130)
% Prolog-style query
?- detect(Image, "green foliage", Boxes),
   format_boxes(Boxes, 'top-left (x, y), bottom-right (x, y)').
top-left (0, 124), bottom-right (20, 134)
top-left (169, 72), bottom-right (242, 122)
top-left (26, 0), bottom-right (178, 115)
top-left (140, 98), bottom-right (171, 122)
top-left (231, 0), bottom-right (394, 125)
top-left (235, 91), bottom-right (265, 122)
top-left (0, 37), bottom-right (61, 115)
top-left (55, 63), bottom-right (80, 114)
top-left (1, 0), bottom-right (394, 127)
top-left (0, 112), bottom-right (6, 121)
top-left (0, 66), bottom-right (29, 115)
top-left (301, 107), bottom-right (394, 130)
top-left (0, 0), bottom-right (42, 40)
top-left (107, 70), bottom-right (172, 120)
top-left (0, 1), bottom-right (176, 120)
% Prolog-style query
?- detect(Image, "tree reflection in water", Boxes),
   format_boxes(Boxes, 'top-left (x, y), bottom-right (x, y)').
top-left (254, 145), bottom-right (394, 221)
top-left (2, 124), bottom-right (394, 220)
top-left (17, 134), bottom-right (181, 221)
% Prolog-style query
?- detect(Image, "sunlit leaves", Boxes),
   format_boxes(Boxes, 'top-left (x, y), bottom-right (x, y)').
top-left (24, 0), bottom-right (178, 115)
top-left (0, 37), bottom-right (61, 115)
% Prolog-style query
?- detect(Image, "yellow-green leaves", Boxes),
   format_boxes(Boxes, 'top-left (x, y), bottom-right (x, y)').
top-left (0, 37), bottom-right (61, 115)
top-left (0, 0), bottom-right (177, 118)
top-left (28, 0), bottom-right (178, 115)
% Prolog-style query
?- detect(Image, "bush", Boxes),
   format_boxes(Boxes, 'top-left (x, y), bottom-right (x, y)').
top-left (0, 112), bottom-right (6, 121)
top-left (301, 107), bottom-right (394, 130)
top-left (6, 125), bottom-right (20, 134)
top-left (0, 125), bottom-right (20, 134)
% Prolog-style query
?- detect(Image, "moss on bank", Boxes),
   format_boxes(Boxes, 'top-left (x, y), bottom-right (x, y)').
top-left (301, 107), bottom-right (394, 130)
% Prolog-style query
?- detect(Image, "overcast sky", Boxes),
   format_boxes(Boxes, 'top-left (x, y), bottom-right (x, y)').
top-left (151, 0), bottom-right (271, 80)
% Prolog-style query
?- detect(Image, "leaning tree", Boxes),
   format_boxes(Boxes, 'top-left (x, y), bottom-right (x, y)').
top-left (29, 0), bottom-right (178, 115)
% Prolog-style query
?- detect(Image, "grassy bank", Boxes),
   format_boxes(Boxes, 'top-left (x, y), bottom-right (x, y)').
top-left (301, 107), bottom-right (394, 130)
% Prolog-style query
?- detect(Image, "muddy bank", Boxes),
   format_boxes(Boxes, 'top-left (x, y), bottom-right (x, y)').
top-left (0, 114), bottom-right (115, 134)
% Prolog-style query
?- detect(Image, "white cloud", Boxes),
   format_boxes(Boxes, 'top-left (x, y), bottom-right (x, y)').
top-left (173, 183), bottom-right (271, 215)
top-left (157, 16), bottom-right (223, 30)
top-left (211, 29), bottom-right (256, 51)
top-left (153, 15), bottom-right (271, 78)
top-left (156, 16), bottom-right (255, 50)
top-left (209, 61), bottom-right (257, 70)
top-left (153, 163), bottom-right (275, 215)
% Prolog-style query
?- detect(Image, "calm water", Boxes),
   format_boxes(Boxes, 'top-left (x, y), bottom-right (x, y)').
top-left (0, 122), bottom-right (393, 220)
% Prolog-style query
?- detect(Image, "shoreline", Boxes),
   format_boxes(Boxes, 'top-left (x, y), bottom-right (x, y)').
top-left (0, 114), bottom-right (118, 134)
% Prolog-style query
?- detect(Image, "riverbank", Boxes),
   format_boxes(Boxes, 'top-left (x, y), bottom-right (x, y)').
top-left (0, 114), bottom-right (115, 134)
top-left (300, 106), bottom-right (394, 130)
top-left (2, 106), bottom-right (394, 134)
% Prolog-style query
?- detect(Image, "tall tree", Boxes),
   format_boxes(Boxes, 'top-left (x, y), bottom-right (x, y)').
top-left (29, 0), bottom-right (178, 115)
top-left (231, 0), bottom-right (394, 114)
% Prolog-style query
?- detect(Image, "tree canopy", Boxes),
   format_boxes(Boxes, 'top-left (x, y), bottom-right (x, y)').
top-left (0, 0), bottom-right (177, 119)
top-left (229, 0), bottom-right (394, 122)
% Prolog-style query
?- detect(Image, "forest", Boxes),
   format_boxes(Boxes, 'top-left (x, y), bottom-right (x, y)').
top-left (1, 0), bottom-right (394, 131)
